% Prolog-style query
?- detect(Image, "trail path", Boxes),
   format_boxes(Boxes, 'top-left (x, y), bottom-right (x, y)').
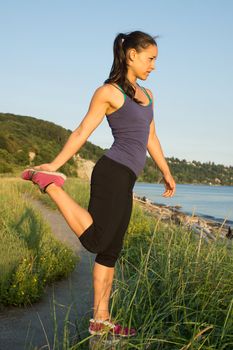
top-left (0, 196), bottom-right (95, 350)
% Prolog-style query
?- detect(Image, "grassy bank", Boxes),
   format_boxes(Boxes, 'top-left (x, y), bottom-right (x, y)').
top-left (109, 205), bottom-right (233, 349)
top-left (21, 193), bottom-right (233, 349)
top-left (0, 179), bottom-right (78, 307)
top-left (2, 176), bottom-right (233, 349)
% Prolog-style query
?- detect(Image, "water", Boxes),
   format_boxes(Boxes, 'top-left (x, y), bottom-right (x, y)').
top-left (133, 183), bottom-right (233, 225)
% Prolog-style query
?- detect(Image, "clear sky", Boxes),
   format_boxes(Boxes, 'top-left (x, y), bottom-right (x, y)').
top-left (0, 0), bottom-right (232, 166)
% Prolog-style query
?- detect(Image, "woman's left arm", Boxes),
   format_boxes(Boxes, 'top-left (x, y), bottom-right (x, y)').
top-left (146, 89), bottom-right (176, 197)
top-left (147, 122), bottom-right (171, 176)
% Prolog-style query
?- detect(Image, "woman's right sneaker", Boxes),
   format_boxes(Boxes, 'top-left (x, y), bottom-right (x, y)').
top-left (21, 168), bottom-right (67, 193)
top-left (88, 318), bottom-right (137, 337)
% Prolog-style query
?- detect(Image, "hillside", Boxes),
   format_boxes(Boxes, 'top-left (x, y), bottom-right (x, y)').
top-left (0, 112), bottom-right (232, 185)
top-left (0, 113), bottom-right (104, 180)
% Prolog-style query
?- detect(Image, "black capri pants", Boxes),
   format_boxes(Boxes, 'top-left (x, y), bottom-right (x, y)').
top-left (79, 155), bottom-right (137, 268)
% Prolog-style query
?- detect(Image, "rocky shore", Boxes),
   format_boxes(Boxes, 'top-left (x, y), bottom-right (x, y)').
top-left (133, 193), bottom-right (233, 243)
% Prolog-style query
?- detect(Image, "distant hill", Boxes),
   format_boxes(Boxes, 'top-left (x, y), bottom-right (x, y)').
top-left (0, 113), bottom-right (105, 177)
top-left (0, 112), bottom-right (232, 185)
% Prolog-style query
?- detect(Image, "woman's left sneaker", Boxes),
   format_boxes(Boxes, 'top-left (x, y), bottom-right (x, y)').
top-left (21, 168), bottom-right (67, 193)
top-left (88, 318), bottom-right (137, 337)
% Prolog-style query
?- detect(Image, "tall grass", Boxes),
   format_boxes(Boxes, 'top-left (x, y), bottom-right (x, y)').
top-left (0, 179), bottom-right (78, 307)
top-left (109, 204), bottom-right (233, 349)
top-left (3, 177), bottom-right (233, 349)
top-left (21, 194), bottom-right (233, 349)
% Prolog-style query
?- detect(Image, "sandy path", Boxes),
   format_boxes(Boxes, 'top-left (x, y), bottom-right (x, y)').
top-left (0, 196), bottom-right (95, 350)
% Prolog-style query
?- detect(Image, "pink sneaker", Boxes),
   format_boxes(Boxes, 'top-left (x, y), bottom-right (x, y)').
top-left (88, 318), bottom-right (137, 337)
top-left (21, 168), bottom-right (67, 193)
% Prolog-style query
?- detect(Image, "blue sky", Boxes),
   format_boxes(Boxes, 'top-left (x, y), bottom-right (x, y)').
top-left (0, 0), bottom-right (232, 166)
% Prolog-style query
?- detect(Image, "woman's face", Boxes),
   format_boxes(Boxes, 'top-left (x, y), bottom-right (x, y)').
top-left (127, 44), bottom-right (158, 80)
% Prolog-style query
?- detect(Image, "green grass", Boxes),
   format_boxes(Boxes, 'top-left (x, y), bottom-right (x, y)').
top-left (24, 200), bottom-right (233, 349)
top-left (0, 179), bottom-right (79, 307)
top-left (109, 205), bottom-right (233, 349)
top-left (2, 176), bottom-right (233, 349)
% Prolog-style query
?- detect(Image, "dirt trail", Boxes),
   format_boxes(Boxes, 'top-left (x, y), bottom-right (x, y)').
top-left (0, 196), bottom-right (95, 350)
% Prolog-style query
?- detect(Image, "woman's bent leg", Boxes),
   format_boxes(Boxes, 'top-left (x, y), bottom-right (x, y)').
top-left (46, 183), bottom-right (93, 237)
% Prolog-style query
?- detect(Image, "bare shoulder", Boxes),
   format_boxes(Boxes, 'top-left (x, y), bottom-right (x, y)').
top-left (94, 83), bottom-right (124, 115)
top-left (92, 84), bottom-right (112, 100)
top-left (94, 83), bottom-right (119, 97)
top-left (86, 83), bottom-right (123, 116)
top-left (90, 83), bottom-right (120, 107)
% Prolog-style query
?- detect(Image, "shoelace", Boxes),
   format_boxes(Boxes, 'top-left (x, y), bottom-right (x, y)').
top-left (29, 170), bottom-right (36, 180)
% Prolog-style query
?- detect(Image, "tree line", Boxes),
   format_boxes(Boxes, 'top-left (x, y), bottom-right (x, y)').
top-left (0, 113), bottom-right (232, 185)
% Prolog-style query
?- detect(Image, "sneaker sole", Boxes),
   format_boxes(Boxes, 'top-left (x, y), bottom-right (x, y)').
top-left (24, 168), bottom-right (67, 181)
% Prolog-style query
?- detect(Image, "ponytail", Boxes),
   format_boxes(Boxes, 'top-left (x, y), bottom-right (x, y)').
top-left (104, 30), bottom-right (159, 103)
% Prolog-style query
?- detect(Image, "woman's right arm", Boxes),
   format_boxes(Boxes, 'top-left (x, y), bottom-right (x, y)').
top-left (35, 85), bottom-right (111, 171)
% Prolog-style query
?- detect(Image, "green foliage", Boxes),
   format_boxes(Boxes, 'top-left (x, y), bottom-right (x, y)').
top-left (141, 156), bottom-right (233, 185)
top-left (0, 112), bottom-right (107, 177)
top-left (0, 149), bottom-right (14, 163)
top-left (166, 157), bottom-right (233, 186)
top-left (0, 112), bottom-right (232, 185)
top-left (0, 160), bottom-right (13, 173)
top-left (0, 180), bottom-right (78, 306)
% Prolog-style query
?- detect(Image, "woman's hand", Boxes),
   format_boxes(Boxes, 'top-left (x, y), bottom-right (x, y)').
top-left (33, 163), bottom-right (58, 172)
top-left (162, 173), bottom-right (176, 197)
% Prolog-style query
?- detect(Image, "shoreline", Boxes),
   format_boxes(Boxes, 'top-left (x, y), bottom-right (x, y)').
top-left (133, 193), bottom-right (233, 243)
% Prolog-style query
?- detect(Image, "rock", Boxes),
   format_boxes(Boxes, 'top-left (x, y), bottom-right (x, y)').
top-left (74, 155), bottom-right (95, 181)
top-left (28, 151), bottom-right (36, 163)
top-left (133, 196), bottom-right (232, 243)
top-left (226, 226), bottom-right (233, 239)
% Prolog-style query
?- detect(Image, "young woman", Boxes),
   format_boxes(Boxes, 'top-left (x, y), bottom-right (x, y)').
top-left (21, 30), bottom-right (176, 337)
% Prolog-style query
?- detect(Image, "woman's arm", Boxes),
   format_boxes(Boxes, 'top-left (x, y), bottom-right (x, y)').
top-left (145, 88), bottom-right (171, 175)
top-left (147, 119), bottom-right (171, 176)
top-left (146, 88), bottom-right (176, 197)
top-left (46, 86), bottom-right (110, 171)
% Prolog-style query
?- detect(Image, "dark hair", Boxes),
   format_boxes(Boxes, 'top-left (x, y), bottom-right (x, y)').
top-left (104, 30), bottom-right (159, 104)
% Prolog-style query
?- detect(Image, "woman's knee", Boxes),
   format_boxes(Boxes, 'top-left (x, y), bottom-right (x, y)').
top-left (95, 252), bottom-right (119, 268)
top-left (78, 222), bottom-right (111, 254)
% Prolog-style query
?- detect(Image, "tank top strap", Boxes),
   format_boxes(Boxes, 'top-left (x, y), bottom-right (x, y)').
top-left (140, 86), bottom-right (152, 103)
top-left (137, 83), bottom-right (152, 104)
top-left (108, 83), bottom-right (127, 101)
top-left (116, 84), bottom-right (127, 101)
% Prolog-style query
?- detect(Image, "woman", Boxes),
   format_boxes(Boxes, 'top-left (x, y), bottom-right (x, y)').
top-left (21, 30), bottom-right (176, 337)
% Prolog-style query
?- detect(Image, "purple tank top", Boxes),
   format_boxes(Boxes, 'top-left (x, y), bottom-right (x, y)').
top-left (104, 83), bottom-right (153, 177)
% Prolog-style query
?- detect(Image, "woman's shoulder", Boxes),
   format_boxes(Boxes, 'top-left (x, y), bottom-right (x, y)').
top-left (90, 84), bottom-right (114, 103)
top-left (90, 84), bottom-right (123, 114)
top-left (94, 83), bottom-right (123, 103)
top-left (95, 83), bottom-right (153, 102)
top-left (94, 83), bottom-right (120, 96)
